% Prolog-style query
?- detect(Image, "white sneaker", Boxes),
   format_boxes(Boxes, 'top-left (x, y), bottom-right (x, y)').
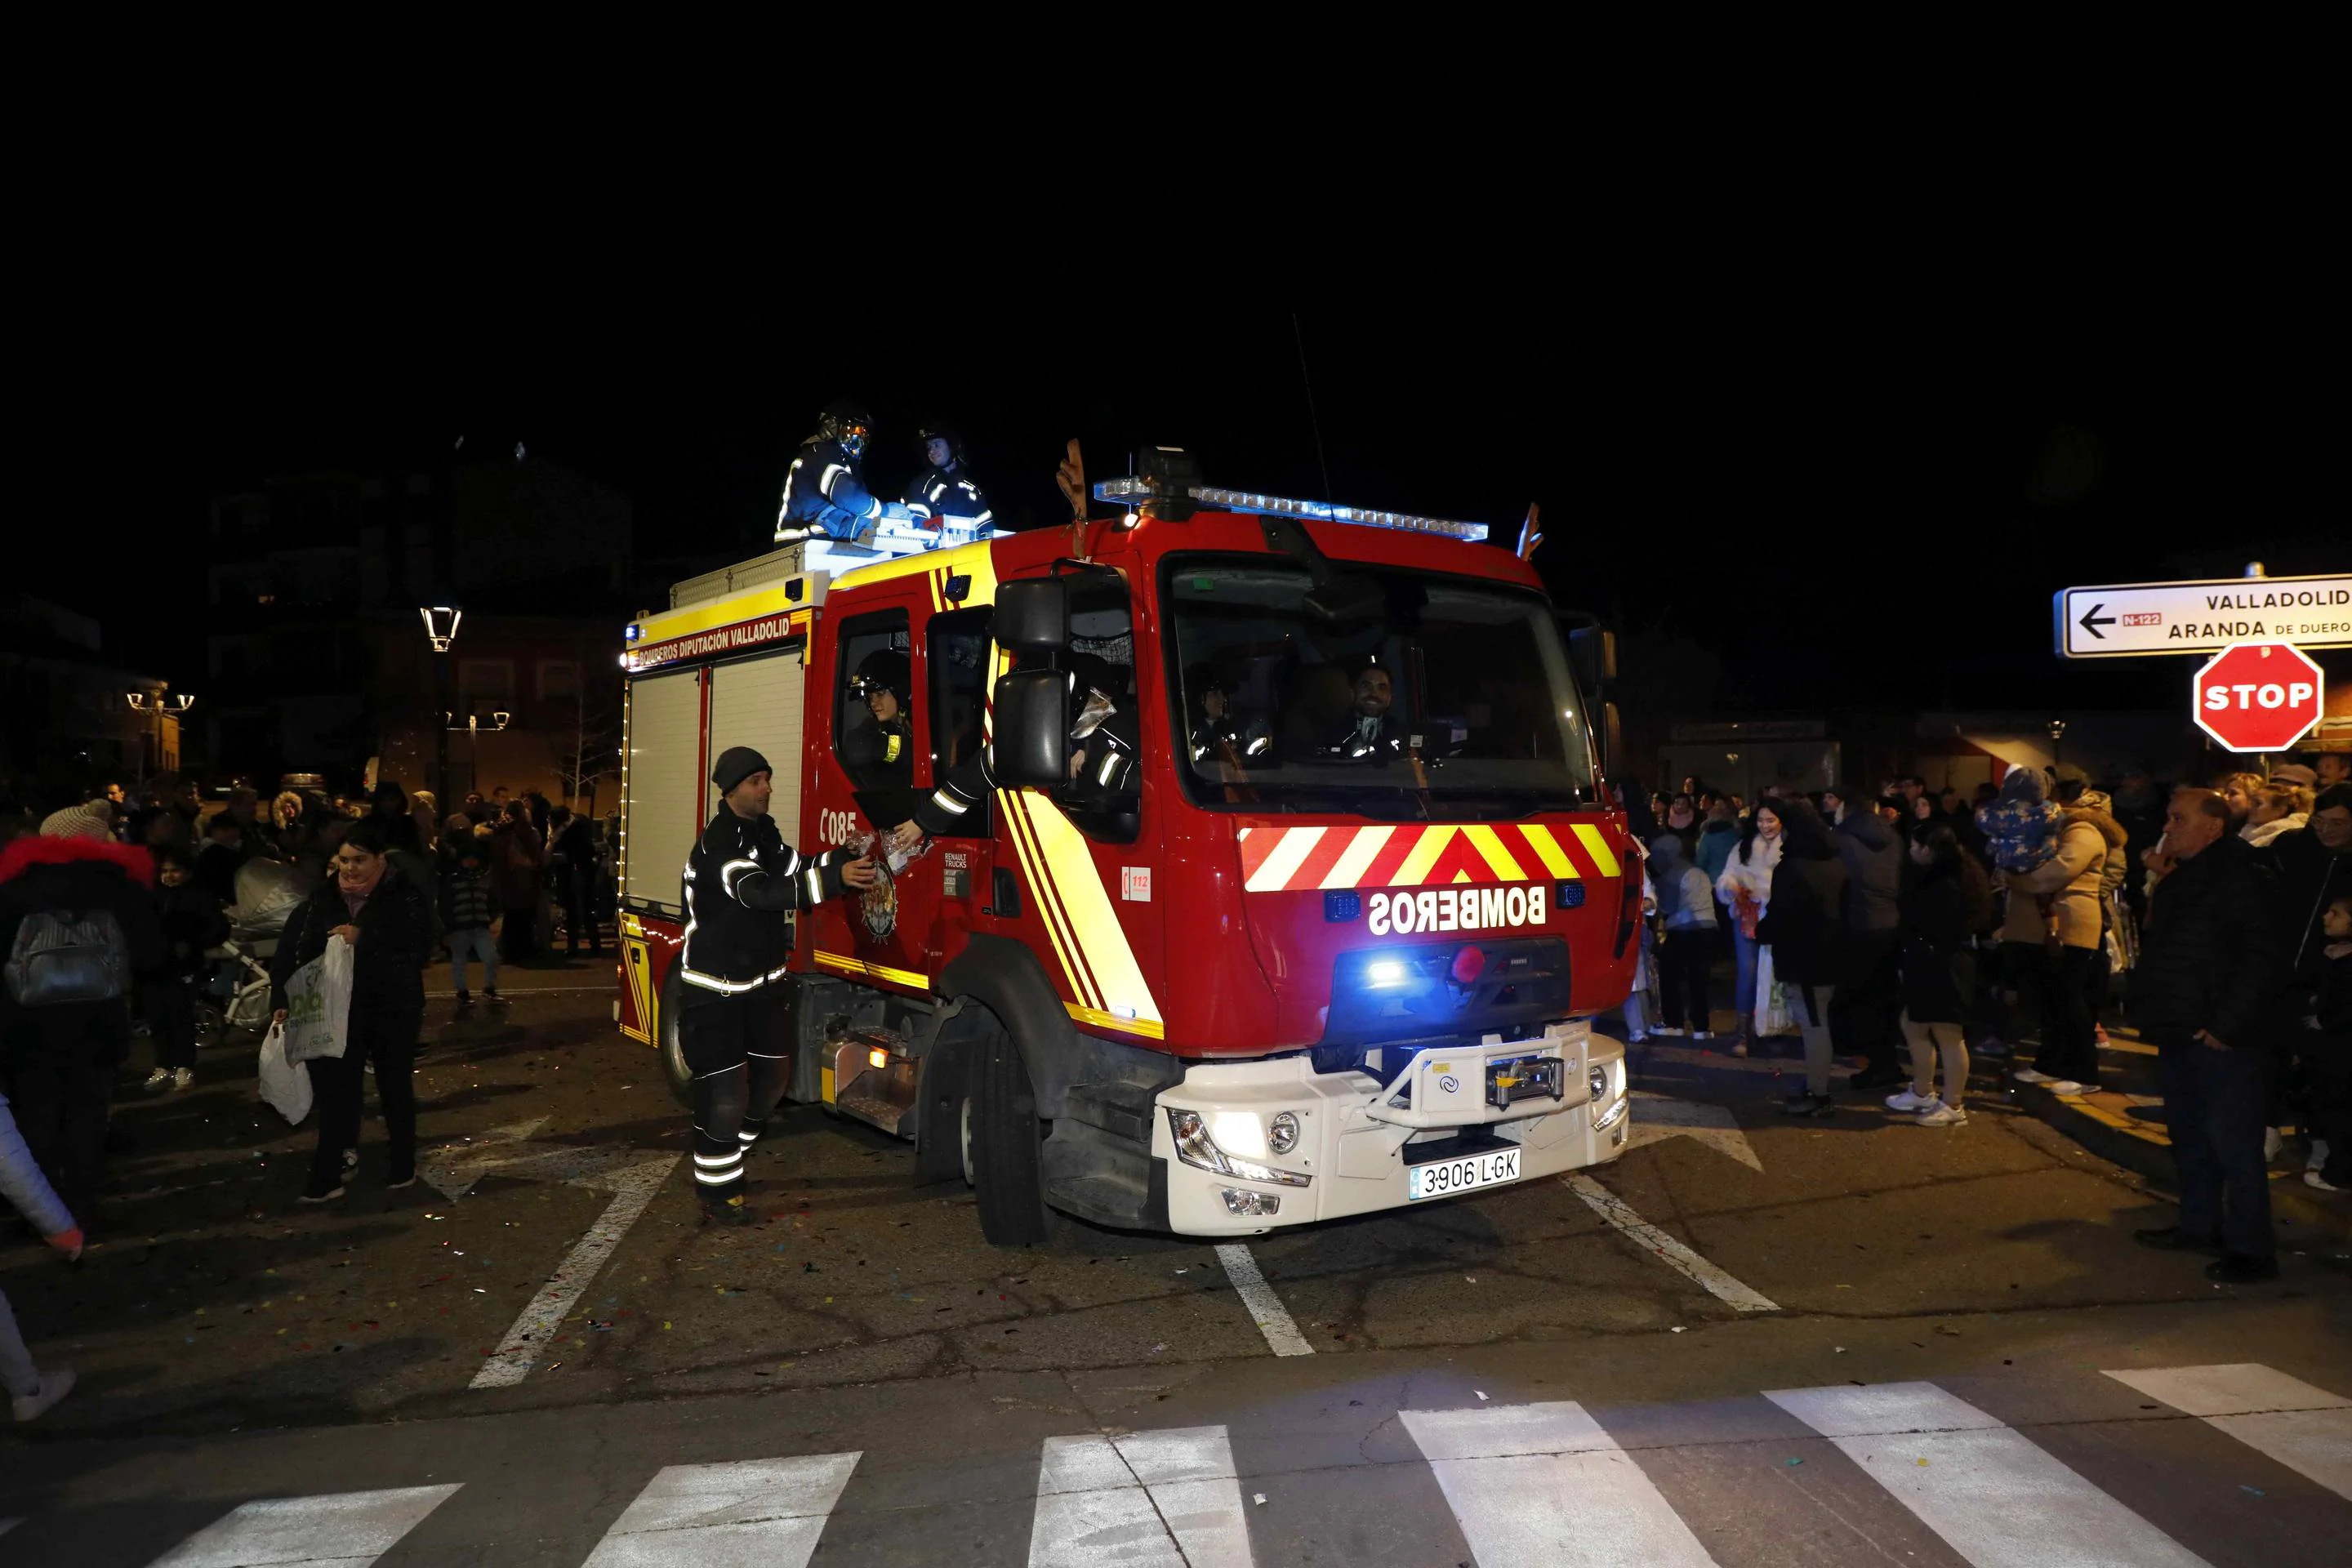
top-left (170, 1067), bottom-right (194, 1092)
top-left (2011, 1067), bottom-right (2056, 1085)
top-left (2310, 1140), bottom-right (2332, 1174)
top-left (2306, 1169), bottom-right (2346, 1193)
top-left (1626, 1031), bottom-right (1651, 1044)
top-left (1884, 1088), bottom-right (1937, 1112)
top-left (2264, 1127), bottom-right (2284, 1163)
top-left (1655, 1026), bottom-right (1687, 1038)
top-left (2043, 1080), bottom-right (2087, 1096)
top-left (141, 1067), bottom-right (172, 1093)
top-left (1915, 1102), bottom-right (1970, 1127)
top-left (1691, 1030), bottom-right (1713, 1041)
top-left (12, 1365), bottom-right (74, 1422)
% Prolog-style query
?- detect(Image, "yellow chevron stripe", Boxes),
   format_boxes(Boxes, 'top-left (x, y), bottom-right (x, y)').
top-left (1570, 822), bottom-right (1622, 877)
top-left (1320, 825), bottom-right (1395, 889)
top-left (1245, 825), bottom-right (1326, 892)
top-left (1389, 825), bottom-right (1458, 887)
top-left (1065, 1002), bottom-right (1166, 1041)
top-left (1004, 792), bottom-right (1104, 1012)
top-left (812, 951), bottom-right (930, 990)
top-left (1015, 793), bottom-right (1164, 1028)
top-left (1462, 824), bottom-right (1530, 881)
top-left (1520, 825), bottom-right (1579, 879)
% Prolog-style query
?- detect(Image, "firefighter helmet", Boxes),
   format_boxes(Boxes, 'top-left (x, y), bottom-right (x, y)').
top-left (817, 399), bottom-right (875, 458)
top-left (915, 425), bottom-right (964, 467)
top-left (850, 648), bottom-right (911, 706)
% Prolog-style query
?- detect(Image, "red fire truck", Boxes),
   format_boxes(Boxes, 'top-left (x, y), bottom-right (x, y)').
top-left (614, 459), bottom-right (1637, 1244)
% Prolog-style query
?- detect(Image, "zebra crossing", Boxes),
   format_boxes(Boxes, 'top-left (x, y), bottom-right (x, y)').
top-left (20, 1363), bottom-right (2350, 1566)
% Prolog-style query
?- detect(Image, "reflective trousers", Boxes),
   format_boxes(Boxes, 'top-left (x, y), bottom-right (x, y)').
top-left (681, 988), bottom-right (791, 1203)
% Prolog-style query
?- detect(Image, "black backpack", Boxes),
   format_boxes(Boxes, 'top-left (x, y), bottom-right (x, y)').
top-left (4, 908), bottom-right (131, 1006)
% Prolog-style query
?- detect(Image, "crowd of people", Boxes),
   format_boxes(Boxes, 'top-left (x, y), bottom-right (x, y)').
top-left (0, 768), bottom-right (621, 1420)
top-left (1618, 752), bottom-right (2351, 1283)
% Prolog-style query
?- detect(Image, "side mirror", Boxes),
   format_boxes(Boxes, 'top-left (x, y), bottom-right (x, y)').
top-left (990, 669), bottom-right (1068, 787)
top-left (993, 578), bottom-right (1069, 653)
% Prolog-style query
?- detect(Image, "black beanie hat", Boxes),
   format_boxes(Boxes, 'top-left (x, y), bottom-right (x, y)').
top-left (710, 746), bottom-right (773, 795)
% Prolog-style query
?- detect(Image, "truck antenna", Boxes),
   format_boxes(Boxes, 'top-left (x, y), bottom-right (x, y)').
top-left (1291, 312), bottom-right (1335, 502)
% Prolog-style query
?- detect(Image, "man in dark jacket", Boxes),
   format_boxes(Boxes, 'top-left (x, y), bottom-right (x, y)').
top-left (679, 747), bottom-right (875, 1223)
top-left (0, 835), bottom-right (166, 1215)
top-left (2265, 784), bottom-right (2352, 996)
top-left (2131, 788), bottom-right (2284, 1281)
top-left (1823, 783), bottom-right (1905, 1089)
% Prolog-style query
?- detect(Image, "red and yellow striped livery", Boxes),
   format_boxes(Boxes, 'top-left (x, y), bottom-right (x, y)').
top-left (1236, 822), bottom-right (1624, 894)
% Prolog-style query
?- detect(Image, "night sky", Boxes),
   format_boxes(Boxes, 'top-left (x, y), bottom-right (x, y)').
top-left (62, 153), bottom-right (2341, 720)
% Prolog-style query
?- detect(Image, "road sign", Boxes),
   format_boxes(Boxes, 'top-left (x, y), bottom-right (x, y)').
top-left (2054, 573), bottom-right (2352, 659)
top-left (2192, 641), bottom-right (2325, 752)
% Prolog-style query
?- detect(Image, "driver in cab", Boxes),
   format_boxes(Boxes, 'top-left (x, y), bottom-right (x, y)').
top-left (1325, 660), bottom-right (1407, 762)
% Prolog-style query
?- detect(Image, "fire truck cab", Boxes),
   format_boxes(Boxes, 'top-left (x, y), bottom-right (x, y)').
top-left (616, 465), bottom-right (1637, 1245)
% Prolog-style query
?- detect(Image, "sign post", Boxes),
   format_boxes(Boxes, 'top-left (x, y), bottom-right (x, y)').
top-left (2054, 573), bottom-right (2352, 659)
top-left (2191, 641), bottom-right (2326, 753)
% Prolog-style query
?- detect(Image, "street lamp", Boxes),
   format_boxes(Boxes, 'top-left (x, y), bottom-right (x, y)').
top-left (421, 604), bottom-right (462, 812)
top-left (2047, 717), bottom-right (2068, 767)
top-left (126, 689), bottom-right (196, 779)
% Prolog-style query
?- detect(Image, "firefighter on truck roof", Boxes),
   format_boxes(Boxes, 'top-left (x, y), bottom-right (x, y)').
top-left (681, 746), bottom-right (876, 1225)
top-left (902, 425), bottom-right (993, 544)
top-left (774, 399), bottom-right (913, 546)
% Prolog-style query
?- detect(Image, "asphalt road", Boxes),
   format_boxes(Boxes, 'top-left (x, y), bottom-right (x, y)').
top-left (3, 967), bottom-right (2347, 1564)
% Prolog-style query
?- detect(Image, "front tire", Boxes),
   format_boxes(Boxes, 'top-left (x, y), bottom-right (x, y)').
top-left (970, 1027), bottom-right (1051, 1246)
top-left (658, 975), bottom-right (693, 1109)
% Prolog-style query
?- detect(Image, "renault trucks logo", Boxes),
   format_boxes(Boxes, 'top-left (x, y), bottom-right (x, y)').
top-left (1368, 885), bottom-right (1548, 937)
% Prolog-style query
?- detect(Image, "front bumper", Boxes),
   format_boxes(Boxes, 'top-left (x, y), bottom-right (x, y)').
top-left (1152, 1022), bottom-right (1630, 1236)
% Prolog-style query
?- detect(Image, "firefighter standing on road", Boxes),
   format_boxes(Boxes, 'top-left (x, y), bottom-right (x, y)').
top-left (775, 400), bottom-right (913, 546)
top-left (902, 426), bottom-right (994, 544)
top-left (681, 746), bottom-right (876, 1224)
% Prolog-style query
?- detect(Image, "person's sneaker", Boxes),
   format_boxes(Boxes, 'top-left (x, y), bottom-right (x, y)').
top-left (2011, 1067), bottom-right (2056, 1085)
top-left (1778, 1093), bottom-right (1836, 1118)
top-left (141, 1067), bottom-right (172, 1094)
top-left (1884, 1088), bottom-right (1937, 1113)
top-left (296, 1184), bottom-right (345, 1205)
top-left (1654, 1026), bottom-right (1687, 1038)
top-left (453, 991), bottom-right (472, 1009)
top-left (2042, 1080), bottom-right (2088, 1097)
top-left (1691, 1030), bottom-right (1713, 1041)
top-left (486, 989), bottom-right (507, 1007)
top-left (2204, 1254), bottom-right (2279, 1284)
top-left (2263, 1127), bottom-right (2284, 1163)
top-left (2310, 1139), bottom-right (2332, 1174)
top-left (2133, 1225), bottom-right (2222, 1254)
top-left (1728, 1039), bottom-right (1749, 1058)
top-left (1625, 1031), bottom-right (1650, 1045)
top-left (1915, 1102), bottom-right (1970, 1127)
top-left (170, 1067), bottom-right (194, 1093)
top-left (11, 1365), bottom-right (74, 1423)
top-left (2306, 1170), bottom-right (2347, 1193)
top-left (702, 1195), bottom-right (752, 1227)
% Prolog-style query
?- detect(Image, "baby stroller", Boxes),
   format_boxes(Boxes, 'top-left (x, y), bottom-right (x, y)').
top-left (198, 858), bottom-right (307, 1043)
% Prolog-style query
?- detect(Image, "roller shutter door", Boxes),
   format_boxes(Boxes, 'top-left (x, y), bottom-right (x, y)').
top-left (710, 650), bottom-right (807, 847)
top-left (621, 668), bottom-right (702, 913)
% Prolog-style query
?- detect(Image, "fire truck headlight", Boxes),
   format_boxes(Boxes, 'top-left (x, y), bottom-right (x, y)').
top-left (1167, 1109), bottom-right (1311, 1187)
top-left (1267, 1111), bottom-right (1302, 1156)
top-left (1211, 1111), bottom-right (1267, 1159)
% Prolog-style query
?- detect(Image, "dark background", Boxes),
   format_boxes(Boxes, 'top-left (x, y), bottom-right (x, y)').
top-left (39, 131), bottom-right (2343, 720)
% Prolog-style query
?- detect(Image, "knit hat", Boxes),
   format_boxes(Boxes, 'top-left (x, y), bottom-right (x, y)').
top-left (39, 802), bottom-right (114, 841)
top-left (2270, 763), bottom-right (2319, 788)
top-left (710, 746), bottom-right (773, 795)
top-left (1998, 765), bottom-right (2047, 804)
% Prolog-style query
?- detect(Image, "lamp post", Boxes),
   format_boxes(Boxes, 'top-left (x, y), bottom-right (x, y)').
top-left (2047, 716), bottom-right (2068, 768)
top-left (126, 689), bottom-right (196, 780)
top-left (448, 708), bottom-right (510, 800)
top-left (421, 605), bottom-right (462, 813)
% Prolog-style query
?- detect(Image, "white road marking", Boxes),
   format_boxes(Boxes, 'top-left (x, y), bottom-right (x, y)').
top-left (1624, 1092), bottom-right (1762, 1169)
top-left (471, 1154), bottom-right (682, 1388)
top-left (1214, 1242), bottom-right (1313, 1356)
top-left (1763, 1382), bottom-right (2210, 1567)
top-left (0, 1518), bottom-right (16, 1537)
top-left (1029, 1426), bottom-right (1253, 1568)
top-left (1564, 1174), bottom-right (1778, 1312)
top-left (143, 1484), bottom-right (461, 1566)
top-left (580, 1454), bottom-right (860, 1566)
top-left (2105, 1363), bottom-right (2352, 1499)
top-left (1400, 1401), bottom-right (1717, 1566)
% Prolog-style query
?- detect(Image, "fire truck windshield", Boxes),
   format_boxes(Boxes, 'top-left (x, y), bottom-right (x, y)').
top-left (1167, 559), bottom-right (1599, 816)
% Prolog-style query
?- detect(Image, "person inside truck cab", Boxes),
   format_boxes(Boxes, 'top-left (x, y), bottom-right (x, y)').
top-left (774, 399), bottom-right (913, 545)
top-left (1186, 671), bottom-right (1272, 782)
top-left (841, 649), bottom-right (915, 791)
top-left (1065, 652), bottom-right (1142, 799)
top-left (1321, 659), bottom-right (1408, 762)
top-left (902, 426), bottom-right (993, 544)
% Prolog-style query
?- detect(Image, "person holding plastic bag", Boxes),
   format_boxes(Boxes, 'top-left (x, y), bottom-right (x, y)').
top-left (268, 818), bottom-right (431, 1203)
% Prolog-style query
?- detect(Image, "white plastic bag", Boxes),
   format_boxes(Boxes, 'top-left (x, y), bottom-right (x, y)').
top-left (1754, 944), bottom-right (1794, 1036)
top-left (283, 935), bottom-right (355, 1064)
top-left (257, 1021), bottom-right (314, 1124)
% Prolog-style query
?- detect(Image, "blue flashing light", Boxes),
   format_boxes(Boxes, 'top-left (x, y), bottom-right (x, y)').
top-left (1093, 478), bottom-right (1490, 542)
top-left (1554, 880), bottom-right (1587, 910)
top-left (1325, 890), bottom-right (1362, 923)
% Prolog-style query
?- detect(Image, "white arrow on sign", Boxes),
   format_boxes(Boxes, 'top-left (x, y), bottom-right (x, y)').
top-left (2054, 573), bottom-right (2352, 659)
top-left (1624, 1091), bottom-right (1762, 1169)
top-left (423, 1119), bottom-right (685, 1390)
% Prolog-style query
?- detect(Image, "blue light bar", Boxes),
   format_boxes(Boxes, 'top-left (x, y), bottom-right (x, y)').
top-left (1094, 478), bottom-right (1490, 542)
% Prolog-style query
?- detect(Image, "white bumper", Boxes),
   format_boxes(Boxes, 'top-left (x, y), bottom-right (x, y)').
top-left (1152, 1022), bottom-right (1630, 1237)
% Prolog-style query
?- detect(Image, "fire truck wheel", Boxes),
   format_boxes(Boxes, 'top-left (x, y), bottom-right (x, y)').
top-left (658, 976), bottom-right (694, 1108)
top-left (972, 1028), bottom-right (1052, 1246)
top-left (912, 1043), bottom-right (973, 1186)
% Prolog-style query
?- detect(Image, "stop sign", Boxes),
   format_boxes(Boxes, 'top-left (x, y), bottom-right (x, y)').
top-left (2193, 640), bottom-right (2325, 752)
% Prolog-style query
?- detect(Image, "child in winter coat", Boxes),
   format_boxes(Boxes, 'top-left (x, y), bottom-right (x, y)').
top-left (144, 844), bottom-right (228, 1094)
top-left (439, 819), bottom-right (501, 1009)
top-left (1648, 833), bottom-right (1720, 1040)
top-left (1, 1091), bottom-right (82, 1421)
top-left (1976, 766), bottom-right (2066, 942)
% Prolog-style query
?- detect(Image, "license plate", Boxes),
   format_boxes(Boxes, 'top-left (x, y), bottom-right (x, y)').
top-left (1407, 1147), bottom-right (1521, 1201)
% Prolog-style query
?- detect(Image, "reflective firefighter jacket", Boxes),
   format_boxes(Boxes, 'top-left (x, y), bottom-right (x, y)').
top-left (679, 808), bottom-right (849, 1002)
